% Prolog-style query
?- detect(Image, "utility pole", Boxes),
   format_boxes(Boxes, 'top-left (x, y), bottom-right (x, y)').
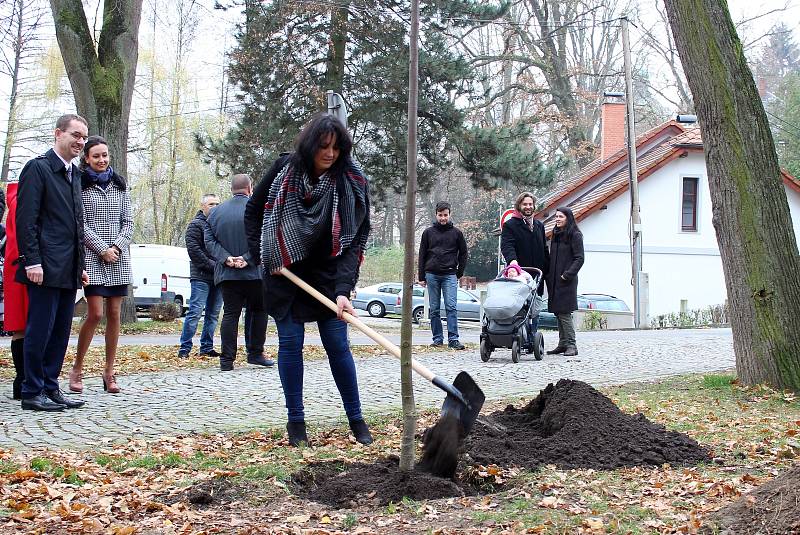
top-left (621, 16), bottom-right (646, 328)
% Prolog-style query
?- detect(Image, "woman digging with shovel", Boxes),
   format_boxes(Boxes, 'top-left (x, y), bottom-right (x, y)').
top-left (244, 114), bottom-right (373, 447)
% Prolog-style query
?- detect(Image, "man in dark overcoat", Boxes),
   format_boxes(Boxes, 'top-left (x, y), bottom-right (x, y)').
top-left (205, 174), bottom-right (272, 371)
top-left (500, 191), bottom-right (549, 334)
top-left (16, 114), bottom-right (89, 411)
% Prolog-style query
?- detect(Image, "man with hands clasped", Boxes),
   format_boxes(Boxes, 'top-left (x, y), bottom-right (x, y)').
top-left (205, 174), bottom-right (273, 371)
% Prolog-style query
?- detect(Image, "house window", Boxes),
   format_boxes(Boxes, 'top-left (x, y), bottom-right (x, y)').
top-left (681, 177), bottom-right (699, 232)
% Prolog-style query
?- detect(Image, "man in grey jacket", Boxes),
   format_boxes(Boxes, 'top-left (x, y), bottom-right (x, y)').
top-left (205, 174), bottom-right (272, 371)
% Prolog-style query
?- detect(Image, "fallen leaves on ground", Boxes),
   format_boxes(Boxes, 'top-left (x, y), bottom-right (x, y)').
top-left (0, 344), bottom-right (460, 379)
top-left (0, 374), bottom-right (797, 533)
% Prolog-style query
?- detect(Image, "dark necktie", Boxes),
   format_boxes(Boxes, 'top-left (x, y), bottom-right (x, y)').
top-left (66, 165), bottom-right (72, 183)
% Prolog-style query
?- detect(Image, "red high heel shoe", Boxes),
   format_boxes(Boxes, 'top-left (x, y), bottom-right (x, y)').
top-left (68, 368), bottom-right (83, 393)
top-left (102, 373), bottom-right (121, 394)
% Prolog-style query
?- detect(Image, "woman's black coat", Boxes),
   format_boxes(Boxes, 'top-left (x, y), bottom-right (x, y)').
top-left (545, 228), bottom-right (584, 314)
top-left (244, 154), bottom-right (367, 323)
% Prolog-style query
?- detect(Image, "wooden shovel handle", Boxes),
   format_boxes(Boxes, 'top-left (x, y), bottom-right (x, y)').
top-left (279, 268), bottom-right (436, 382)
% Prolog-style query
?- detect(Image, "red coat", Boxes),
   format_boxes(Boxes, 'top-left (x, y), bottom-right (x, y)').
top-left (3, 182), bottom-right (28, 332)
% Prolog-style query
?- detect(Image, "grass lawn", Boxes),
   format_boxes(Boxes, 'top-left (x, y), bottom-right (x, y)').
top-left (0, 372), bottom-right (798, 533)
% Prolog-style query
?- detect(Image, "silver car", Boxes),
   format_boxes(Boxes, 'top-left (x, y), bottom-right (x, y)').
top-left (392, 286), bottom-right (482, 323)
top-left (352, 282), bottom-right (403, 317)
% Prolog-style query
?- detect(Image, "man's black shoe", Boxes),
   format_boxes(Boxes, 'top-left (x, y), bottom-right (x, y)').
top-left (546, 346), bottom-right (567, 355)
top-left (448, 341), bottom-right (466, 350)
top-left (220, 361), bottom-right (234, 371)
top-left (177, 350), bottom-right (190, 359)
top-left (430, 342), bottom-right (444, 348)
top-left (199, 349), bottom-right (220, 358)
top-left (46, 389), bottom-right (85, 409)
top-left (247, 356), bottom-right (275, 367)
top-left (21, 393), bottom-right (65, 412)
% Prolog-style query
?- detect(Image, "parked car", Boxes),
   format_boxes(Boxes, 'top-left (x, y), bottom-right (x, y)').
top-left (352, 282), bottom-right (403, 317)
top-left (537, 293), bottom-right (631, 329)
top-left (393, 286), bottom-right (482, 323)
top-left (578, 293), bottom-right (631, 312)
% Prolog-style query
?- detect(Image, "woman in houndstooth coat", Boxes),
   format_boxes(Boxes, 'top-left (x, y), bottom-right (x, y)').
top-left (68, 136), bottom-right (133, 394)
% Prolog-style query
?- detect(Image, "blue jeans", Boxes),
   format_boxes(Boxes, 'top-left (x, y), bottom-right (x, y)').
top-left (179, 279), bottom-right (222, 353)
top-left (275, 313), bottom-right (363, 423)
top-left (425, 272), bottom-right (459, 344)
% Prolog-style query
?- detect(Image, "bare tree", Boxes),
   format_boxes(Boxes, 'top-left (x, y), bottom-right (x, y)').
top-left (664, 0), bottom-right (800, 392)
top-left (0, 0), bottom-right (45, 182)
top-left (457, 0), bottom-right (629, 167)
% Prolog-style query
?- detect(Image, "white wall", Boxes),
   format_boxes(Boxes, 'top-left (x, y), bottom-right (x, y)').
top-left (575, 153), bottom-right (800, 318)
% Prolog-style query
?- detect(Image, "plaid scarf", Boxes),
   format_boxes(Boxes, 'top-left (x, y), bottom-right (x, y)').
top-left (261, 158), bottom-right (370, 273)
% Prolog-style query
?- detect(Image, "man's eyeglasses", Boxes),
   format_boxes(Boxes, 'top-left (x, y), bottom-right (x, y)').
top-left (60, 130), bottom-right (88, 142)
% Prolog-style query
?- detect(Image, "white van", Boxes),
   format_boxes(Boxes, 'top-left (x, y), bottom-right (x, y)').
top-left (130, 244), bottom-right (192, 312)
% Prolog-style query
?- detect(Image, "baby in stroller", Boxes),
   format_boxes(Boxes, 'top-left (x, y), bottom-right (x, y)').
top-left (502, 264), bottom-right (532, 284)
top-left (480, 266), bottom-right (545, 363)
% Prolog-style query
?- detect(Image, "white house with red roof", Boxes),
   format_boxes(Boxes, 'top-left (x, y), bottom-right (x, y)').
top-left (535, 101), bottom-right (800, 321)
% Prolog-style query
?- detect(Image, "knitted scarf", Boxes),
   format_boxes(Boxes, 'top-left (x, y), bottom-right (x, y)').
top-left (85, 166), bottom-right (114, 187)
top-left (261, 158), bottom-right (370, 273)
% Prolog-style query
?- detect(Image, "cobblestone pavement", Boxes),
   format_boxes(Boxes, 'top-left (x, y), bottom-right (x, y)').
top-left (0, 328), bottom-right (735, 450)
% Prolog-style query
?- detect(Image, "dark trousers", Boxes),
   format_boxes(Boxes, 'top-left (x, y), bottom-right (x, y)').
top-left (556, 312), bottom-right (576, 348)
top-left (22, 285), bottom-right (77, 398)
top-left (219, 280), bottom-right (267, 363)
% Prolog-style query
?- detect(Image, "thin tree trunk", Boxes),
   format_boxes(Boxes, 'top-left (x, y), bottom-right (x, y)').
top-left (399, 0), bottom-right (421, 472)
top-left (664, 0), bottom-right (800, 391)
top-left (1, 0), bottom-right (24, 183)
top-left (325, 0), bottom-right (348, 93)
top-left (147, 5), bottom-right (160, 242)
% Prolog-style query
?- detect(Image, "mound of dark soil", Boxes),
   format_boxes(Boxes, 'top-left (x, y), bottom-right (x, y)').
top-left (464, 379), bottom-right (710, 470)
top-left (292, 457), bottom-right (472, 508)
top-left (710, 466), bottom-right (800, 534)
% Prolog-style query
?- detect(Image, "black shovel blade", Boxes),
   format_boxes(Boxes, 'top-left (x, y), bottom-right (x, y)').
top-left (439, 371), bottom-right (485, 437)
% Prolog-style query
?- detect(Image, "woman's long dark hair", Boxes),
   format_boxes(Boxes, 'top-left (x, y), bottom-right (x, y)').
top-left (80, 135), bottom-right (127, 190)
top-left (554, 206), bottom-right (580, 241)
top-left (292, 113), bottom-right (353, 177)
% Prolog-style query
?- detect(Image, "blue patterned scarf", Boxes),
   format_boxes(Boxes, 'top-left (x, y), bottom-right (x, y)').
top-left (85, 166), bottom-right (114, 187)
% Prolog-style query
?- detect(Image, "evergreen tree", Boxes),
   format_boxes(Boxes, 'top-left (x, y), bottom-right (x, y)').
top-left (197, 0), bottom-right (555, 201)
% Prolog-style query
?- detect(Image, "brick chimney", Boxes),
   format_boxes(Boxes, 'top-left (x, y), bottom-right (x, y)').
top-left (600, 101), bottom-right (626, 160)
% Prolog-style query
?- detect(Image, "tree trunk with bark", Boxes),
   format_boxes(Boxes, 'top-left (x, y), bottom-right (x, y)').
top-left (664, 0), bottom-right (800, 392)
top-left (50, 0), bottom-right (143, 324)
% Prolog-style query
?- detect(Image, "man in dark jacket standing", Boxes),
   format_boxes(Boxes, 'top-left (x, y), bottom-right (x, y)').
top-left (205, 174), bottom-right (272, 371)
top-left (16, 114), bottom-right (89, 411)
top-left (501, 191), bottom-right (549, 334)
top-left (178, 193), bottom-right (222, 358)
top-left (418, 201), bottom-right (468, 349)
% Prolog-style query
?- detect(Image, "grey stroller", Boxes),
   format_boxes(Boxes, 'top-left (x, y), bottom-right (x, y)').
top-left (480, 267), bottom-right (544, 363)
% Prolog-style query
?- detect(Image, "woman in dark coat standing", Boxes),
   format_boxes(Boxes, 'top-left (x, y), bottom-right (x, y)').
top-left (545, 206), bottom-right (584, 356)
top-left (244, 113), bottom-right (372, 447)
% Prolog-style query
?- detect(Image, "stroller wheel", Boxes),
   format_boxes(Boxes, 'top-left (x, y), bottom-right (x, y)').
top-left (511, 340), bottom-right (520, 363)
top-left (532, 331), bottom-right (544, 361)
top-left (480, 338), bottom-right (492, 362)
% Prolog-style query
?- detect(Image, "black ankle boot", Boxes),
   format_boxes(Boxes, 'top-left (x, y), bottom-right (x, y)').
top-left (11, 338), bottom-right (24, 400)
top-left (348, 419), bottom-right (373, 445)
top-left (286, 421), bottom-right (309, 447)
